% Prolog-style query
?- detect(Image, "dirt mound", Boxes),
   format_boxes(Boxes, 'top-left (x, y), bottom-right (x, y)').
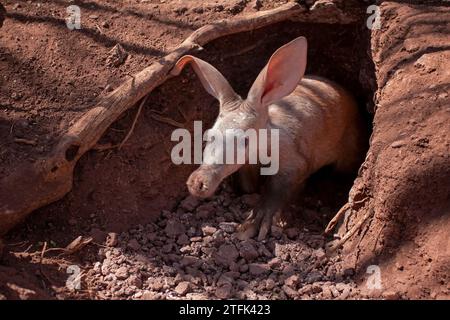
top-left (339, 2), bottom-right (450, 299)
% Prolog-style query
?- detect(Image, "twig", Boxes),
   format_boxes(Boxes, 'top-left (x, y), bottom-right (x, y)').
top-left (118, 95), bottom-right (149, 150)
top-left (14, 138), bottom-right (37, 146)
top-left (149, 111), bottom-right (185, 128)
top-left (92, 143), bottom-right (119, 151)
top-left (95, 23), bottom-right (103, 34)
top-left (40, 241), bottom-right (47, 261)
top-left (38, 241), bottom-right (52, 287)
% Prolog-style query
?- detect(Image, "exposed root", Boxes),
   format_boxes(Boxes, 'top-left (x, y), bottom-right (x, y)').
top-left (326, 208), bottom-right (374, 255)
top-left (324, 202), bottom-right (351, 235)
top-left (118, 95), bottom-right (149, 150)
top-left (149, 111), bottom-right (185, 128)
top-left (324, 196), bottom-right (369, 235)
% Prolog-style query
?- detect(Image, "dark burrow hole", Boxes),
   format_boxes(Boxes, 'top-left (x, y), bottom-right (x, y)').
top-left (93, 19), bottom-right (376, 233)
top-left (167, 21), bottom-right (376, 232)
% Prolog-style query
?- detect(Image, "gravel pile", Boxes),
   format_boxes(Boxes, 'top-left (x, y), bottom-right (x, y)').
top-left (86, 186), bottom-right (359, 300)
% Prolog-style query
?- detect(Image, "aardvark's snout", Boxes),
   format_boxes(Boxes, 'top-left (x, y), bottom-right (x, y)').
top-left (186, 168), bottom-right (221, 199)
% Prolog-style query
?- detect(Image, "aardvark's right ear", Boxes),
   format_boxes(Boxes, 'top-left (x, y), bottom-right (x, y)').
top-left (171, 55), bottom-right (238, 106)
top-left (247, 36), bottom-right (307, 107)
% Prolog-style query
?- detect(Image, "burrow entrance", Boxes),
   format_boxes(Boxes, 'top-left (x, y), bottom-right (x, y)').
top-left (5, 20), bottom-right (376, 299)
top-left (76, 20), bottom-right (376, 232)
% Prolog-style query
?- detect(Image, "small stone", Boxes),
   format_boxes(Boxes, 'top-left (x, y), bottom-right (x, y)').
top-left (404, 38), bottom-right (419, 53)
top-left (395, 262), bottom-right (404, 271)
top-left (165, 220), bottom-right (186, 237)
top-left (248, 263), bottom-right (270, 276)
top-left (180, 256), bottom-right (200, 267)
top-left (192, 7), bottom-right (204, 14)
top-left (391, 140), bottom-right (406, 148)
top-left (265, 278), bottom-right (276, 290)
top-left (282, 265), bottom-right (296, 276)
top-left (382, 291), bottom-right (400, 300)
top-left (239, 264), bottom-right (249, 273)
top-left (148, 278), bottom-right (165, 291)
top-left (313, 248), bottom-right (326, 259)
top-left (285, 227), bottom-right (299, 239)
top-left (339, 287), bottom-right (351, 300)
top-left (215, 244), bottom-right (239, 267)
top-left (215, 283), bottom-right (233, 299)
top-left (239, 241), bottom-right (259, 261)
top-left (128, 275), bottom-right (143, 288)
top-left (115, 266), bottom-right (129, 280)
top-left (180, 195), bottom-right (200, 211)
top-left (202, 225), bottom-right (217, 236)
top-left (284, 275), bottom-right (300, 288)
top-left (177, 234), bottom-right (190, 245)
top-left (196, 203), bottom-right (215, 219)
top-left (89, 14), bottom-right (99, 19)
top-left (127, 239), bottom-right (141, 251)
top-left (322, 285), bottom-right (333, 298)
top-left (305, 270), bottom-right (322, 283)
top-left (106, 44), bottom-right (128, 67)
top-left (162, 243), bottom-right (173, 253)
top-left (267, 257), bottom-right (281, 269)
top-left (283, 284), bottom-right (299, 299)
top-left (141, 291), bottom-right (160, 300)
top-left (106, 232), bottom-right (118, 247)
top-left (175, 281), bottom-right (191, 296)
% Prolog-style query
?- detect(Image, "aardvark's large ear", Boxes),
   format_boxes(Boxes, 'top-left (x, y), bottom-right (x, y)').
top-left (172, 55), bottom-right (239, 105)
top-left (247, 36), bottom-right (307, 107)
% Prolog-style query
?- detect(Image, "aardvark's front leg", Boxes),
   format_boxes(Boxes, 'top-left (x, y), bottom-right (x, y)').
top-left (236, 163), bottom-right (307, 241)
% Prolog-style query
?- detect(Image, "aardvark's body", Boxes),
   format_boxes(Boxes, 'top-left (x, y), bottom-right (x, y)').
top-left (172, 36), bottom-right (365, 240)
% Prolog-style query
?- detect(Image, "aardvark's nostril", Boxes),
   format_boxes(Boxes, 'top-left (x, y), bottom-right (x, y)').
top-left (199, 182), bottom-right (208, 191)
